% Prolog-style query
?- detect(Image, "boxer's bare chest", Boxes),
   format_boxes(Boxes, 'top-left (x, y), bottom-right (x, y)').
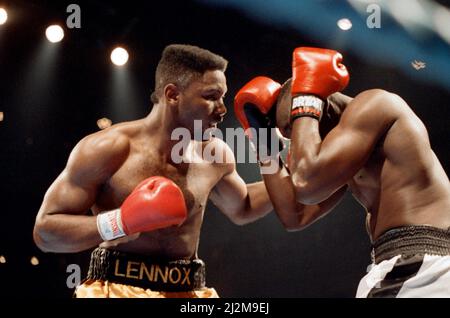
top-left (347, 144), bottom-right (384, 238)
top-left (347, 139), bottom-right (384, 206)
top-left (93, 142), bottom-right (219, 220)
top-left (92, 140), bottom-right (222, 257)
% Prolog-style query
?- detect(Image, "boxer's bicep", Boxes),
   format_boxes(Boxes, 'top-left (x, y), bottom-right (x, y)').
top-left (292, 91), bottom-right (399, 204)
top-left (209, 138), bottom-right (272, 224)
top-left (319, 121), bottom-right (377, 177)
top-left (208, 139), bottom-right (249, 218)
top-left (39, 170), bottom-right (98, 217)
top-left (314, 93), bottom-right (395, 191)
top-left (34, 134), bottom-right (129, 252)
top-left (210, 167), bottom-right (248, 218)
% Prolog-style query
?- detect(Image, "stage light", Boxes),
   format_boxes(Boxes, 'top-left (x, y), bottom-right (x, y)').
top-left (0, 8), bottom-right (7, 25)
top-left (0, 112), bottom-right (3, 122)
top-left (0, 255), bottom-right (6, 264)
top-left (111, 47), bottom-right (129, 66)
top-left (30, 256), bottom-right (39, 266)
top-left (45, 25), bottom-right (64, 43)
top-left (97, 117), bottom-right (112, 129)
top-left (337, 18), bottom-right (352, 31)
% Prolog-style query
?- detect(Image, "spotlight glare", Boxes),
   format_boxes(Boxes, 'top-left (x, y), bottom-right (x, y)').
top-left (0, 255), bottom-right (6, 264)
top-left (337, 18), bottom-right (352, 31)
top-left (434, 6), bottom-right (450, 45)
top-left (111, 47), bottom-right (129, 66)
top-left (45, 25), bottom-right (64, 43)
top-left (0, 8), bottom-right (7, 25)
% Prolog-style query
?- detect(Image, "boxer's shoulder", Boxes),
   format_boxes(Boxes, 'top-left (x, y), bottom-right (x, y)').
top-left (78, 130), bottom-right (129, 157)
top-left (68, 128), bottom-right (130, 177)
top-left (206, 137), bottom-right (236, 166)
top-left (350, 89), bottom-right (408, 114)
top-left (338, 89), bottom-right (407, 128)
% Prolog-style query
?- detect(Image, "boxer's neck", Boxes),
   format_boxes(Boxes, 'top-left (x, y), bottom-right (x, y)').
top-left (142, 103), bottom-right (183, 156)
top-left (327, 92), bottom-right (353, 115)
top-left (320, 93), bottom-right (353, 138)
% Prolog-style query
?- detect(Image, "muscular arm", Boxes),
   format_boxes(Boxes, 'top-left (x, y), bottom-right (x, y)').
top-left (208, 141), bottom-right (273, 225)
top-left (262, 158), bottom-right (347, 231)
top-left (33, 132), bottom-right (129, 253)
top-left (290, 89), bottom-right (399, 204)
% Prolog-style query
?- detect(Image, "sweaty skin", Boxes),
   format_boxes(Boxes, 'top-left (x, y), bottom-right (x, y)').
top-left (269, 86), bottom-right (450, 241)
top-left (34, 70), bottom-right (274, 259)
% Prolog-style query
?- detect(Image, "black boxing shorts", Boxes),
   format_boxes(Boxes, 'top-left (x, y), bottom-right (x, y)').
top-left (86, 247), bottom-right (205, 291)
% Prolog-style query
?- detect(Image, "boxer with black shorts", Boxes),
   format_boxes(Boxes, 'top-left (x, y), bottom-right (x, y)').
top-left (234, 47), bottom-right (450, 297)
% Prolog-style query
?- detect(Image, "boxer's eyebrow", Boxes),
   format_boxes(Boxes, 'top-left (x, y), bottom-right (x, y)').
top-left (203, 88), bottom-right (227, 97)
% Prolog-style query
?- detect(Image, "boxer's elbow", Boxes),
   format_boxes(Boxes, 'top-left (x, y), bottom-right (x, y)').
top-left (33, 216), bottom-right (57, 253)
top-left (219, 204), bottom-right (246, 225)
top-left (273, 190), bottom-right (321, 231)
top-left (284, 220), bottom-right (313, 232)
top-left (290, 159), bottom-right (322, 204)
top-left (274, 205), bottom-right (304, 232)
top-left (226, 205), bottom-right (266, 226)
top-left (33, 227), bottom-right (51, 253)
top-left (291, 173), bottom-right (323, 205)
top-left (285, 225), bottom-right (303, 232)
top-left (279, 218), bottom-right (305, 232)
top-left (295, 188), bottom-right (323, 205)
top-left (227, 211), bottom-right (250, 226)
top-left (232, 218), bottom-right (249, 226)
top-left (280, 216), bottom-right (315, 232)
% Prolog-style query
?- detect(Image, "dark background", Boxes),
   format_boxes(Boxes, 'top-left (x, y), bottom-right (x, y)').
top-left (0, 0), bottom-right (448, 298)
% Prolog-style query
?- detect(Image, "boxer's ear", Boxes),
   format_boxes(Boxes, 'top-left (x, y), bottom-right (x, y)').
top-left (164, 83), bottom-right (180, 105)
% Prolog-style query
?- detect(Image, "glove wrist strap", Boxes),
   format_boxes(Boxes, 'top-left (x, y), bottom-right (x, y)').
top-left (97, 209), bottom-right (126, 241)
top-left (291, 95), bottom-right (324, 122)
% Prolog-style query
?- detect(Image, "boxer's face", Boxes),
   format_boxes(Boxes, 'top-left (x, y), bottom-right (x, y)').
top-left (177, 70), bottom-right (227, 138)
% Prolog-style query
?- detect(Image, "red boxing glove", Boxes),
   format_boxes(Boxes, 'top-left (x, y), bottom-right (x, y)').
top-left (97, 176), bottom-right (188, 241)
top-left (291, 47), bottom-right (349, 121)
top-left (234, 76), bottom-right (281, 139)
top-left (234, 76), bottom-right (283, 162)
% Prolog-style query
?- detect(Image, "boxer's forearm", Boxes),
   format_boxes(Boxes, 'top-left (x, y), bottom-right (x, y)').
top-left (34, 214), bottom-right (103, 253)
top-left (261, 159), bottom-right (304, 230)
top-left (290, 118), bottom-right (336, 204)
top-left (261, 158), bottom-right (345, 231)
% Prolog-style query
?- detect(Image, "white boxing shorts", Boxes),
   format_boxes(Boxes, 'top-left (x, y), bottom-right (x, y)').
top-left (356, 225), bottom-right (450, 298)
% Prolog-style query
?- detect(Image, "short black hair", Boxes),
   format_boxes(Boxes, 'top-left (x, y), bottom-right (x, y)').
top-left (151, 44), bottom-right (228, 103)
